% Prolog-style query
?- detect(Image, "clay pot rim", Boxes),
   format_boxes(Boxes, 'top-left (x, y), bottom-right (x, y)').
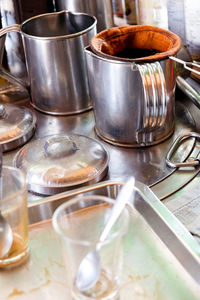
top-left (90, 25), bottom-right (182, 63)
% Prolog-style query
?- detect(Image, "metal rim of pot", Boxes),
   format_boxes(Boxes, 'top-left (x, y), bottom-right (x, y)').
top-left (1, 10), bottom-right (97, 41)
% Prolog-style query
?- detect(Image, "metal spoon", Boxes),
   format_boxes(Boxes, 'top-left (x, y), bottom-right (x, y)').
top-left (0, 146), bottom-right (13, 258)
top-left (75, 177), bottom-right (135, 292)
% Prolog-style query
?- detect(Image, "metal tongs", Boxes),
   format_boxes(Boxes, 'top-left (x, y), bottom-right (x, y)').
top-left (166, 132), bottom-right (200, 168)
top-left (169, 56), bottom-right (200, 76)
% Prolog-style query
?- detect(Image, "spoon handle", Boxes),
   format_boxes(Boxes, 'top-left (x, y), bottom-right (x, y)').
top-left (99, 177), bottom-right (135, 243)
top-left (0, 145), bottom-right (2, 199)
top-left (0, 145), bottom-right (2, 177)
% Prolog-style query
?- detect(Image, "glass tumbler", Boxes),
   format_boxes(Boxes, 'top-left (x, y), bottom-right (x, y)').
top-left (52, 195), bottom-right (130, 300)
top-left (0, 166), bottom-right (29, 268)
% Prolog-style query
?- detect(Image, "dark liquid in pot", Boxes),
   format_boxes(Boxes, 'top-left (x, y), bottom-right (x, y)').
top-left (115, 48), bottom-right (161, 59)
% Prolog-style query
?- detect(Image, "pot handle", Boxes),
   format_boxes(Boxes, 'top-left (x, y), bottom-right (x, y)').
top-left (0, 24), bottom-right (28, 90)
top-left (136, 62), bottom-right (167, 145)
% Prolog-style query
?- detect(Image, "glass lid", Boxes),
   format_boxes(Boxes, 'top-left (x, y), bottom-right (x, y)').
top-left (0, 103), bottom-right (36, 151)
top-left (13, 134), bottom-right (109, 195)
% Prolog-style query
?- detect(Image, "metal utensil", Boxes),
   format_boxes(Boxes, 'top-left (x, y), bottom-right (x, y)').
top-left (0, 146), bottom-right (13, 258)
top-left (134, 181), bottom-right (200, 287)
top-left (176, 76), bottom-right (200, 109)
top-left (165, 132), bottom-right (200, 168)
top-left (75, 176), bottom-right (135, 292)
top-left (169, 56), bottom-right (200, 76)
top-left (0, 213), bottom-right (13, 258)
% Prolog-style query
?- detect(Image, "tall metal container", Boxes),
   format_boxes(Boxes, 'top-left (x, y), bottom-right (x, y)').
top-left (85, 25), bottom-right (181, 147)
top-left (0, 11), bottom-right (97, 115)
top-left (0, 0), bottom-right (26, 80)
top-left (54, 0), bottom-right (114, 32)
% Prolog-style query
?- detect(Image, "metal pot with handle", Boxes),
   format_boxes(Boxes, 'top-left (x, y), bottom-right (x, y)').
top-left (85, 25), bottom-right (182, 147)
top-left (0, 10), bottom-right (97, 115)
top-left (54, 0), bottom-right (114, 32)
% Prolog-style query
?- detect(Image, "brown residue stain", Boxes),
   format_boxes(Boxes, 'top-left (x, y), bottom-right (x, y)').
top-left (8, 288), bottom-right (25, 298)
top-left (44, 267), bottom-right (50, 278)
top-left (54, 280), bottom-right (67, 287)
top-left (121, 274), bottom-right (150, 290)
top-left (48, 258), bottom-right (65, 268)
top-left (7, 280), bottom-right (52, 298)
top-left (153, 280), bottom-right (164, 300)
top-left (128, 274), bottom-right (150, 281)
top-left (29, 280), bottom-right (51, 293)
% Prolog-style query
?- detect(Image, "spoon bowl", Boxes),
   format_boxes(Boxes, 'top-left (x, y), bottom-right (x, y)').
top-left (75, 177), bottom-right (135, 292)
top-left (76, 250), bottom-right (101, 292)
top-left (0, 212), bottom-right (13, 258)
top-left (0, 147), bottom-right (13, 259)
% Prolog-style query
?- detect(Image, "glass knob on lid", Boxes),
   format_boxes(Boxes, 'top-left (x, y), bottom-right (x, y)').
top-left (43, 136), bottom-right (78, 159)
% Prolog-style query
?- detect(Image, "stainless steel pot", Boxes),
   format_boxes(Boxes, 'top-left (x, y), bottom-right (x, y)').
top-left (85, 25), bottom-right (181, 147)
top-left (0, 11), bottom-right (97, 115)
top-left (54, 0), bottom-right (114, 32)
top-left (0, 0), bottom-right (26, 80)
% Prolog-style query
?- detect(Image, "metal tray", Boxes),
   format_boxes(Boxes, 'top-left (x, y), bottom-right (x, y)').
top-left (1, 180), bottom-right (200, 300)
